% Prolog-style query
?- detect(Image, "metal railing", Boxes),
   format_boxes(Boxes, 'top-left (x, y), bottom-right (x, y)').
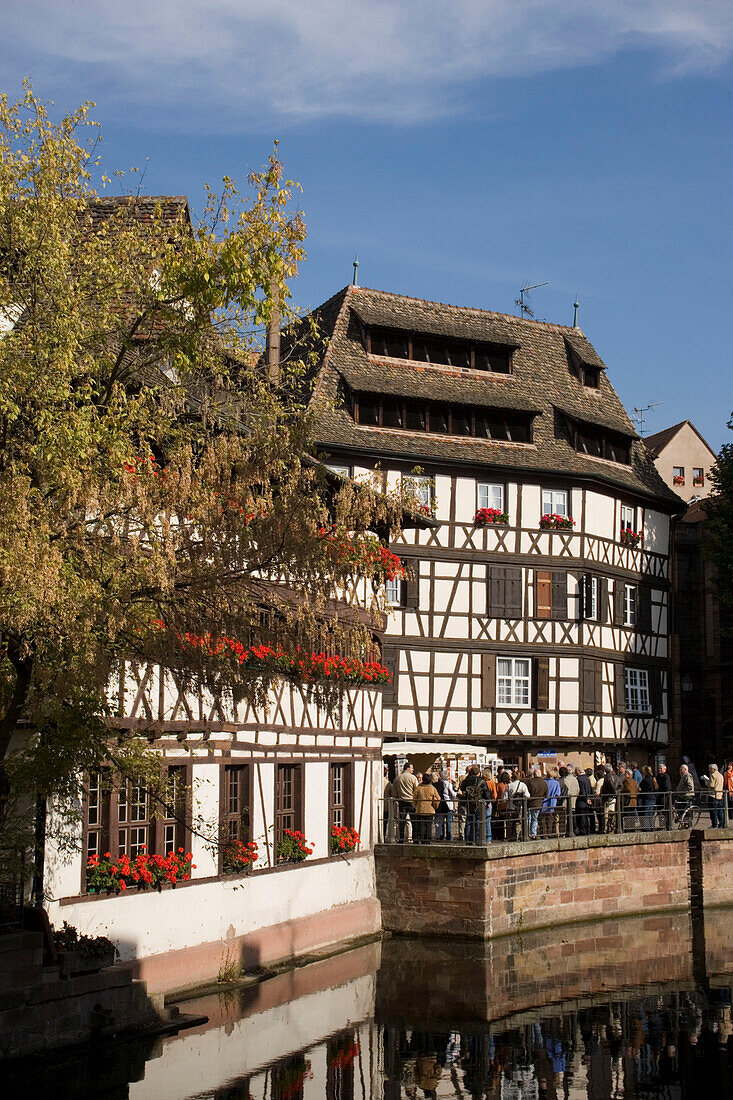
top-left (378, 791), bottom-right (730, 846)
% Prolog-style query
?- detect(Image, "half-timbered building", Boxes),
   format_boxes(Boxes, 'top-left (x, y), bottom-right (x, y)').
top-left (308, 284), bottom-right (682, 771)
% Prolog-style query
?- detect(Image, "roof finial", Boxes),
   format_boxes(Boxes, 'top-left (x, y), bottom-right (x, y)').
top-left (573, 298), bottom-right (580, 328)
top-left (352, 253), bottom-right (359, 286)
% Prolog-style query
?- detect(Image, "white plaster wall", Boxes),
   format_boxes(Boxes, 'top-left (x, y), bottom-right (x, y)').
top-left (46, 852), bottom-right (377, 963)
top-left (585, 490), bottom-right (613, 539)
top-left (643, 509), bottom-right (670, 555)
top-left (129, 974), bottom-right (376, 1100)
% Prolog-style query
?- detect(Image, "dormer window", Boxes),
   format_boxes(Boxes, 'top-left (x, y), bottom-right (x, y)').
top-left (582, 367), bottom-right (599, 388)
top-left (365, 324), bottom-right (514, 374)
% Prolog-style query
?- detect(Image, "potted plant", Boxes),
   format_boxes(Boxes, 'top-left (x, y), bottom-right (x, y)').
top-left (330, 825), bottom-right (360, 854)
top-left (539, 513), bottom-right (575, 530)
top-left (222, 837), bottom-right (259, 874)
top-left (54, 922), bottom-right (117, 977)
top-left (276, 829), bottom-right (314, 864)
top-left (620, 528), bottom-right (643, 548)
top-left (473, 507), bottom-right (509, 527)
top-left (673, 474), bottom-right (685, 486)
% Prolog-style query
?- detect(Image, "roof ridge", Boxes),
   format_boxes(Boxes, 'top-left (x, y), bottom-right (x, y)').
top-left (350, 284), bottom-right (585, 335)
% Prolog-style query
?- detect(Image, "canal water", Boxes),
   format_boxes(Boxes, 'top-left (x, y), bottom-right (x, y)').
top-left (7, 908), bottom-right (733, 1099)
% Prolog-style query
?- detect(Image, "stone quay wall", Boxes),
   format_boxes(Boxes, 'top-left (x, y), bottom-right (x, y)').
top-left (375, 829), bottom-right (730, 939)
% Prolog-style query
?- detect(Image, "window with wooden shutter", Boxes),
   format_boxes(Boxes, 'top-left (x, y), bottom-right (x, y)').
top-left (599, 577), bottom-right (610, 622)
top-left (534, 656), bottom-right (550, 710)
top-left (637, 585), bottom-right (653, 632)
top-left (614, 580), bottom-right (625, 626)
top-left (275, 764), bottom-right (303, 847)
top-left (222, 764), bottom-right (251, 843)
top-left (329, 763), bottom-right (353, 831)
top-left (535, 571), bottom-right (552, 619)
top-left (403, 561), bottom-right (419, 608)
top-left (581, 658), bottom-right (602, 713)
top-left (615, 663), bottom-right (626, 715)
top-left (381, 646), bottom-right (398, 706)
top-left (481, 653), bottom-right (496, 708)
top-left (650, 669), bottom-right (663, 715)
top-left (488, 565), bottom-right (522, 618)
top-left (551, 572), bottom-right (567, 620)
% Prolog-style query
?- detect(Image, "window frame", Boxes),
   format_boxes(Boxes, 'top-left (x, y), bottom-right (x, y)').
top-left (477, 481), bottom-right (505, 513)
top-left (220, 763), bottom-right (252, 849)
top-left (496, 656), bottom-right (532, 709)
top-left (401, 473), bottom-right (434, 510)
top-left (274, 762), bottom-right (304, 850)
top-left (384, 574), bottom-right (404, 607)
top-left (325, 462), bottom-right (352, 479)
top-left (625, 667), bottom-right (651, 715)
top-left (352, 392), bottom-right (532, 444)
top-left (623, 583), bottom-right (637, 628)
top-left (328, 761), bottom-right (354, 834)
top-left (542, 488), bottom-right (569, 518)
top-left (620, 504), bottom-right (635, 532)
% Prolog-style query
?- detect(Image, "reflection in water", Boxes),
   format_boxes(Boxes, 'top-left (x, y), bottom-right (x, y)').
top-left (6, 910), bottom-right (733, 1100)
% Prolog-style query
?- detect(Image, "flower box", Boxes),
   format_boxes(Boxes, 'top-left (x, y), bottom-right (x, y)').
top-left (673, 475), bottom-right (685, 486)
top-left (539, 513), bottom-right (575, 530)
top-left (222, 838), bottom-right (258, 874)
top-left (693, 477), bottom-right (704, 487)
top-left (86, 847), bottom-right (195, 894)
top-left (619, 529), bottom-right (643, 548)
top-left (473, 508), bottom-right (509, 527)
top-left (331, 825), bottom-right (360, 854)
top-left (276, 829), bottom-right (314, 864)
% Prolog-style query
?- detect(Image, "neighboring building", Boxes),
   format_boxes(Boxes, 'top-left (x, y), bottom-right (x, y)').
top-left (645, 419), bottom-right (717, 502)
top-left (670, 501), bottom-right (732, 771)
top-left (308, 284), bottom-right (682, 772)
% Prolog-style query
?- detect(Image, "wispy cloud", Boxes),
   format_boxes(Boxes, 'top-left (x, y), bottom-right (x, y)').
top-left (4, 1), bottom-right (733, 128)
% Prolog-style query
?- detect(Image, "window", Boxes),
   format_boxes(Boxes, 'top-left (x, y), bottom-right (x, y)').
top-left (85, 770), bottom-right (108, 862)
top-left (384, 575), bottom-right (403, 606)
top-left (402, 474), bottom-right (433, 509)
top-left (222, 764), bottom-right (251, 843)
top-left (497, 657), bottom-right (531, 707)
top-left (366, 324), bottom-right (514, 374)
top-left (275, 764), bottom-right (302, 847)
top-left (558, 413), bottom-right (632, 465)
top-left (487, 565), bottom-right (522, 618)
top-left (581, 575), bottom-right (599, 620)
top-left (582, 367), bottom-right (599, 388)
top-left (625, 668), bottom-right (651, 714)
top-left (351, 392), bottom-right (533, 443)
top-left (542, 488), bottom-right (568, 517)
top-left (624, 584), bottom-right (637, 627)
top-left (116, 779), bottom-right (151, 859)
top-left (620, 504), bottom-right (635, 532)
top-left (162, 765), bottom-right (187, 855)
top-left (693, 467), bottom-right (704, 486)
top-left (478, 482), bottom-right (504, 512)
top-left (325, 463), bottom-right (351, 478)
top-left (673, 466), bottom-right (685, 485)
top-left (329, 763), bottom-right (353, 832)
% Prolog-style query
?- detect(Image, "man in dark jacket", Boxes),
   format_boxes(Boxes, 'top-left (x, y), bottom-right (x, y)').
top-left (459, 765), bottom-right (491, 845)
top-left (575, 767), bottom-right (594, 835)
top-left (525, 767), bottom-right (549, 839)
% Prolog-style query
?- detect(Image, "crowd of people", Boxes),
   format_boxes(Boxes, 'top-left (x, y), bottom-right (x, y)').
top-left (383, 759), bottom-right (733, 844)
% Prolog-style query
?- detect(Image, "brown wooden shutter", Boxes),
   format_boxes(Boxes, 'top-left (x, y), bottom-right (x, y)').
top-left (615, 662), bottom-right (627, 715)
top-left (481, 653), bottom-right (496, 709)
top-left (488, 566), bottom-right (522, 618)
top-left (650, 668), bottom-right (663, 715)
top-left (614, 580), bottom-right (626, 626)
top-left (404, 560), bottom-right (419, 608)
top-left (505, 567), bottom-right (522, 618)
top-left (382, 646), bottom-right (397, 706)
top-left (534, 656), bottom-right (550, 710)
top-left (581, 658), bottom-right (601, 713)
top-left (599, 578), bottom-right (610, 623)
top-left (579, 574), bottom-right (592, 620)
top-left (551, 572), bottom-right (567, 620)
top-left (535, 571), bottom-right (552, 619)
top-left (637, 585), bottom-right (652, 632)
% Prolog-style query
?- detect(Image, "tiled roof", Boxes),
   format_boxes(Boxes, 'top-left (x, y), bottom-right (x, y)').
top-left (85, 195), bottom-right (190, 229)
top-left (307, 285), bottom-right (681, 508)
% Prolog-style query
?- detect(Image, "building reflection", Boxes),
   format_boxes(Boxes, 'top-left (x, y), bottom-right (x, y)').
top-left (8, 909), bottom-right (733, 1100)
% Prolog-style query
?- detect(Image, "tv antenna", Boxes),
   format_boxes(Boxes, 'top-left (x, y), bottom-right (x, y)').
top-left (632, 401), bottom-right (665, 437)
top-left (516, 280), bottom-right (549, 319)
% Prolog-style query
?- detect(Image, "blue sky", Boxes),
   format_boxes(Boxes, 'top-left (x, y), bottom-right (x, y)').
top-left (3, 1), bottom-right (732, 448)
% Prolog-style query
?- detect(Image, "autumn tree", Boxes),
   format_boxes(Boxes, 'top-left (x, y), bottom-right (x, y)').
top-left (0, 87), bottom-right (406, 846)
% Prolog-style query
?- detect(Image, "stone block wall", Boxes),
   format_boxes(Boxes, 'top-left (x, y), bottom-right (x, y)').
top-left (375, 832), bottom-right (692, 939)
top-left (695, 826), bottom-right (733, 908)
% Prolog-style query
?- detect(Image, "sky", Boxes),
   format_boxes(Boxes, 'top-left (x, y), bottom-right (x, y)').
top-left (2, 0), bottom-right (732, 448)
